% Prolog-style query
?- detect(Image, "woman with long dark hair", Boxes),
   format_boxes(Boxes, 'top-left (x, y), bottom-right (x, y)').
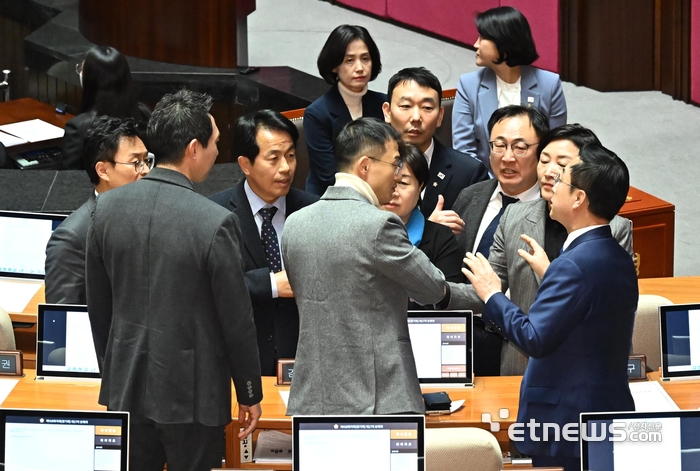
top-left (62, 46), bottom-right (150, 169)
top-left (452, 6), bottom-right (567, 173)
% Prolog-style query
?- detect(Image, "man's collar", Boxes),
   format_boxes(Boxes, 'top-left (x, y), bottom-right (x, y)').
top-left (244, 179), bottom-right (286, 216)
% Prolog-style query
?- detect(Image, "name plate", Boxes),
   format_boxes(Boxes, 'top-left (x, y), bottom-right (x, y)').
top-left (628, 354), bottom-right (647, 381)
top-left (276, 359), bottom-right (295, 386)
top-left (0, 351), bottom-right (23, 376)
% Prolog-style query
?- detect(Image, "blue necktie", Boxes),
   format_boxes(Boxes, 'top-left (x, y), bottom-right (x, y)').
top-left (259, 207), bottom-right (282, 273)
top-left (476, 193), bottom-right (519, 257)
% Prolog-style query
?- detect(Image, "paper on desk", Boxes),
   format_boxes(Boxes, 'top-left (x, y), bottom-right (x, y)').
top-left (279, 390), bottom-right (289, 407)
top-left (450, 399), bottom-right (465, 413)
top-left (253, 430), bottom-right (292, 463)
top-left (0, 379), bottom-right (19, 405)
top-left (0, 279), bottom-right (43, 313)
top-left (630, 381), bottom-right (679, 411)
top-left (0, 130), bottom-right (28, 147)
top-left (0, 119), bottom-right (64, 142)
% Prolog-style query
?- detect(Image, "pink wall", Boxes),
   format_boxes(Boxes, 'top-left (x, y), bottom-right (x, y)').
top-left (692, 0), bottom-right (700, 104)
top-left (335, 0), bottom-right (387, 17)
top-left (501, 0), bottom-right (559, 73)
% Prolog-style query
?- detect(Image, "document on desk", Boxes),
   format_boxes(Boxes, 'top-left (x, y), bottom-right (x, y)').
top-left (629, 381), bottom-right (680, 411)
top-left (0, 119), bottom-right (64, 142)
top-left (253, 430), bottom-right (292, 463)
top-left (0, 379), bottom-right (19, 405)
top-left (279, 390), bottom-right (290, 407)
top-left (0, 279), bottom-right (42, 313)
top-left (0, 130), bottom-right (28, 147)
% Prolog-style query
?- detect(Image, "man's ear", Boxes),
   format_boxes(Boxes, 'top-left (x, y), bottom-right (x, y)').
top-left (382, 102), bottom-right (392, 124)
top-left (238, 155), bottom-right (253, 176)
top-left (573, 189), bottom-right (587, 209)
top-left (95, 161), bottom-right (109, 181)
top-left (436, 104), bottom-right (445, 128)
top-left (185, 138), bottom-right (199, 160)
top-left (357, 155), bottom-right (371, 176)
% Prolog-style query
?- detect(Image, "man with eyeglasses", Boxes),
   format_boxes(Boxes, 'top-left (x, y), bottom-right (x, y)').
top-left (45, 115), bottom-right (151, 304)
top-left (449, 105), bottom-right (548, 376)
top-left (450, 123), bottom-right (634, 377)
top-left (282, 117), bottom-right (450, 416)
top-left (85, 89), bottom-right (262, 471)
top-left (459, 144), bottom-right (637, 471)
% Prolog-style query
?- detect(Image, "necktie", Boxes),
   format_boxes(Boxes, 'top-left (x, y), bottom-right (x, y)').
top-left (476, 193), bottom-right (519, 258)
top-left (259, 207), bottom-right (282, 273)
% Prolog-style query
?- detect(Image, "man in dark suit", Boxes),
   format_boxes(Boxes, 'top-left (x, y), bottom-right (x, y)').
top-left (86, 89), bottom-right (262, 471)
top-left (383, 67), bottom-right (489, 234)
top-left (451, 105), bottom-right (549, 376)
top-left (210, 110), bottom-right (318, 376)
top-left (460, 143), bottom-right (638, 470)
top-left (45, 116), bottom-right (151, 304)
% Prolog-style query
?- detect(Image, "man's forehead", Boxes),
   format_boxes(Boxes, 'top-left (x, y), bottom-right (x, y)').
top-left (490, 115), bottom-right (535, 139)
top-left (393, 80), bottom-right (439, 102)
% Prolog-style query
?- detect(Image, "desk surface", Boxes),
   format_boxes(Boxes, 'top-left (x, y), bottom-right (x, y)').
top-left (0, 98), bottom-right (73, 128)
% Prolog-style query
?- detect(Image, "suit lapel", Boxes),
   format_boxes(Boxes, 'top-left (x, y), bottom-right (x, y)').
top-left (463, 179), bottom-right (498, 251)
top-left (520, 66), bottom-right (541, 109)
top-left (327, 85), bottom-right (353, 136)
top-left (525, 199), bottom-right (547, 246)
top-left (422, 140), bottom-right (452, 213)
top-left (478, 70), bottom-right (498, 143)
top-left (231, 181), bottom-right (267, 267)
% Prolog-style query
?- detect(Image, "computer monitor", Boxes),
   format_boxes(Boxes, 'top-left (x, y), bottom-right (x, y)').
top-left (293, 415), bottom-right (425, 471)
top-left (0, 210), bottom-right (66, 280)
top-left (580, 409), bottom-right (700, 471)
top-left (36, 304), bottom-right (100, 380)
top-left (660, 303), bottom-right (700, 380)
top-left (407, 310), bottom-right (473, 387)
top-left (0, 408), bottom-right (129, 471)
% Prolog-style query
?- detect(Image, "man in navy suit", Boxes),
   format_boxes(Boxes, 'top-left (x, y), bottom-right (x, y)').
top-left (459, 143), bottom-right (638, 470)
top-left (210, 110), bottom-right (318, 376)
top-left (382, 67), bottom-right (489, 234)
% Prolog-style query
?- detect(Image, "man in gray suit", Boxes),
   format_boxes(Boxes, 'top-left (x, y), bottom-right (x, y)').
top-left (282, 118), bottom-right (449, 415)
top-left (452, 123), bottom-right (633, 376)
top-left (86, 89), bottom-right (262, 471)
top-left (45, 116), bottom-right (151, 304)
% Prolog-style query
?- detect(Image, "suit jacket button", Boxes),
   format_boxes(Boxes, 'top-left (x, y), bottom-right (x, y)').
top-left (267, 334), bottom-right (273, 341)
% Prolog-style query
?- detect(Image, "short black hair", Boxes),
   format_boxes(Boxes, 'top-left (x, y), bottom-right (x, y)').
top-left (569, 143), bottom-right (630, 221)
top-left (487, 105), bottom-right (549, 140)
top-left (83, 115), bottom-right (143, 186)
top-left (146, 89), bottom-right (213, 165)
top-left (401, 142), bottom-right (429, 196)
top-left (386, 67), bottom-right (442, 104)
top-left (317, 25), bottom-right (382, 85)
top-left (234, 110), bottom-right (299, 164)
top-left (334, 117), bottom-right (400, 172)
top-left (476, 6), bottom-right (539, 67)
top-left (537, 124), bottom-right (602, 158)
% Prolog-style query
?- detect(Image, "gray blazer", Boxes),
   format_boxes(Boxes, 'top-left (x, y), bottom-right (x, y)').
top-left (86, 168), bottom-right (262, 426)
top-left (450, 197), bottom-right (634, 375)
top-left (45, 192), bottom-right (96, 304)
top-left (282, 186), bottom-right (446, 415)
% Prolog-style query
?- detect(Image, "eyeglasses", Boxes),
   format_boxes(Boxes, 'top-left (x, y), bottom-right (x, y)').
top-left (553, 173), bottom-right (579, 190)
top-left (368, 156), bottom-right (404, 176)
top-left (113, 156), bottom-right (155, 173)
top-left (75, 62), bottom-right (83, 76)
top-left (489, 140), bottom-right (538, 157)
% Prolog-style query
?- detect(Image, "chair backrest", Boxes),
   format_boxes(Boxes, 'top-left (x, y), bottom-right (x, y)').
top-left (282, 88), bottom-right (459, 192)
top-left (633, 294), bottom-right (672, 372)
top-left (434, 88), bottom-right (456, 147)
top-left (425, 427), bottom-right (502, 471)
top-left (281, 108), bottom-right (307, 191)
top-left (0, 306), bottom-right (16, 350)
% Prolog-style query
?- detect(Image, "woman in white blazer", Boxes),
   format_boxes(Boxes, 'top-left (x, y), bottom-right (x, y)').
top-left (452, 6), bottom-right (567, 174)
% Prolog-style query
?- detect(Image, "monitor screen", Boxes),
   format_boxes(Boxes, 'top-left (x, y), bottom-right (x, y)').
top-left (37, 304), bottom-right (100, 379)
top-left (293, 415), bottom-right (424, 471)
top-left (407, 310), bottom-right (473, 385)
top-left (0, 210), bottom-right (66, 280)
top-left (0, 408), bottom-right (129, 471)
top-left (581, 410), bottom-right (700, 471)
top-left (660, 303), bottom-right (700, 379)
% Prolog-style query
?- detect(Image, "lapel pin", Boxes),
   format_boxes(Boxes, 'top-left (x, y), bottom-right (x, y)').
top-left (433, 182), bottom-right (438, 187)
top-left (437, 172), bottom-right (445, 180)
top-left (527, 96), bottom-right (534, 108)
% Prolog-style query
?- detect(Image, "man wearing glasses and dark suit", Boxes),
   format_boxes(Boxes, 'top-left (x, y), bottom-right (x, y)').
top-left (45, 115), bottom-right (151, 304)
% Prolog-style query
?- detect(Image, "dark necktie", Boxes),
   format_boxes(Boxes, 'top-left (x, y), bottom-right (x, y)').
top-left (476, 193), bottom-right (519, 257)
top-left (259, 207), bottom-right (282, 273)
